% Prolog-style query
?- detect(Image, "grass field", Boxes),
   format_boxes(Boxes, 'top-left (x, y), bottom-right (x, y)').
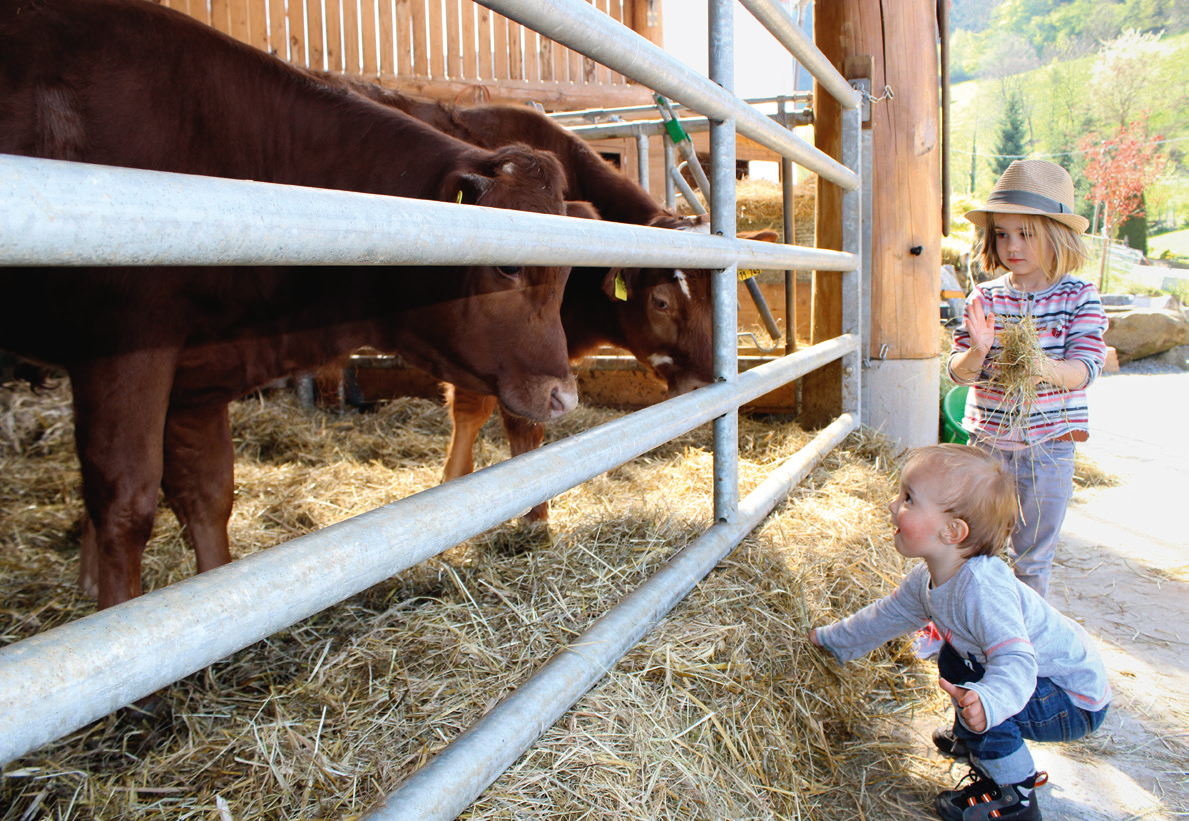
top-left (1150, 228), bottom-right (1189, 260)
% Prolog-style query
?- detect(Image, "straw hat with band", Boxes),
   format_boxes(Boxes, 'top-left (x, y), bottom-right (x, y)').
top-left (964, 159), bottom-right (1089, 234)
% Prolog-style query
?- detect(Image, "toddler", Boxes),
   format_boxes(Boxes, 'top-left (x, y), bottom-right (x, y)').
top-left (810, 444), bottom-right (1111, 821)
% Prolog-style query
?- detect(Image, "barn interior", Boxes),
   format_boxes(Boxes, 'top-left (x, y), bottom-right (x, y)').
top-left (0, 1), bottom-right (970, 819)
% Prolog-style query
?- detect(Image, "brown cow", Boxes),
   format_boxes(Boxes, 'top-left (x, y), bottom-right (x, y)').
top-left (310, 70), bottom-right (676, 227)
top-left (308, 73), bottom-right (730, 520)
top-left (0, 0), bottom-right (582, 608)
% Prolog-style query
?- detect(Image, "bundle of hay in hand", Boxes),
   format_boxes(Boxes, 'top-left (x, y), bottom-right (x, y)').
top-left (992, 315), bottom-right (1048, 431)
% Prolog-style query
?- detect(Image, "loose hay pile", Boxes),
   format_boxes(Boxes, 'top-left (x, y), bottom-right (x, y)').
top-left (1, 381), bottom-right (958, 820)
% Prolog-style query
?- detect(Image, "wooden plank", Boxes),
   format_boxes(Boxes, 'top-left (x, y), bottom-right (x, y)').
top-left (324, 0), bottom-right (344, 72)
top-left (568, 39), bottom-right (581, 88)
top-left (209, 0), bottom-right (231, 34)
top-left (229, 0), bottom-right (251, 45)
top-left (537, 34), bottom-right (554, 82)
top-left (395, 0), bottom-right (413, 77)
top-left (378, 75), bottom-right (654, 109)
top-left (286, 0), bottom-right (305, 66)
top-left (444, 0), bottom-right (462, 80)
top-left (552, 33), bottom-right (567, 84)
top-left (522, 23), bottom-right (538, 83)
top-left (378, 0), bottom-right (395, 77)
top-left (477, 2), bottom-right (493, 80)
top-left (247, 0), bottom-right (269, 54)
top-left (305, 0), bottom-right (325, 69)
top-left (428, 0), bottom-right (445, 78)
top-left (410, 0), bottom-right (428, 77)
top-left (190, 0), bottom-right (211, 27)
top-left (268, 0), bottom-right (287, 59)
top-left (627, 0), bottom-right (663, 46)
top-left (507, 19), bottom-right (523, 81)
top-left (361, 0), bottom-right (380, 76)
top-left (492, 11), bottom-right (509, 82)
top-left (342, 0), bottom-right (361, 74)
top-left (607, 0), bottom-right (623, 85)
top-left (460, 0), bottom-right (477, 80)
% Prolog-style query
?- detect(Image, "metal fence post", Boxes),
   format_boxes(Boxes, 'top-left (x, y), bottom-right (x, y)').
top-left (709, 0), bottom-right (738, 523)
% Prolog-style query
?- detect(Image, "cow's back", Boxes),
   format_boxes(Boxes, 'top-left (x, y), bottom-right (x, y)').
top-left (0, 0), bottom-right (485, 196)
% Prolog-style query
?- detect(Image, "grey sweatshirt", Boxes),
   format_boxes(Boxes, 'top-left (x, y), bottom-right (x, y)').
top-left (817, 556), bottom-right (1111, 732)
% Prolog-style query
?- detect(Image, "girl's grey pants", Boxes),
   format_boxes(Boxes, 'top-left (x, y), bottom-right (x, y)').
top-left (974, 438), bottom-right (1076, 598)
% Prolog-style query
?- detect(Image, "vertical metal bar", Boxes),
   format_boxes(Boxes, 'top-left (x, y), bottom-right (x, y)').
top-left (840, 104), bottom-right (862, 420)
top-left (635, 132), bottom-right (650, 192)
top-left (780, 96), bottom-right (796, 356)
top-left (709, 0), bottom-right (737, 522)
top-left (663, 136), bottom-right (676, 209)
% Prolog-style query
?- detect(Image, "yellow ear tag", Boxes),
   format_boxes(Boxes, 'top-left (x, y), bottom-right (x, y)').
top-left (614, 270), bottom-right (628, 301)
top-left (455, 190), bottom-right (464, 204)
top-left (738, 269), bottom-right (760, 281)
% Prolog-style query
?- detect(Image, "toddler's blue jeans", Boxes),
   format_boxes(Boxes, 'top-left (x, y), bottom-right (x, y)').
top-left (951, 675), bottom-right (1108, 785)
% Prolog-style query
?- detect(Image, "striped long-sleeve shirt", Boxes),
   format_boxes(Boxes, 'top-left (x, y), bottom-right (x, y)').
top-left (949, 273), bottom-right (1108, 449)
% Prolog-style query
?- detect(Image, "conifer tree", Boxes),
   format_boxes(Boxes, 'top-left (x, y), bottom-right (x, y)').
top-left (990, 93), bottom-right (1028, 178)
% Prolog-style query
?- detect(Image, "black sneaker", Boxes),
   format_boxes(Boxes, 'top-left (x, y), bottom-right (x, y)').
top-left (936, 768), bottom-right (1046, 821)
top-left (933, 726), bottom-right (970, 761)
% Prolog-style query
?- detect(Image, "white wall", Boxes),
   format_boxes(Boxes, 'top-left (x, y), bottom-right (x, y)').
top-left (661, 1), bottom-right (812, 99)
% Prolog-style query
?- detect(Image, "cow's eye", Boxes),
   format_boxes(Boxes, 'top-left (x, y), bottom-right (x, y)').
top-left (497, 265), bottom-right (523, 278)
top-left (652, 294), bottom-right (670, 312)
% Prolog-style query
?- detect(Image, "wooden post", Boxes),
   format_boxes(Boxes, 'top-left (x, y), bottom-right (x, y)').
top-left (806, 0), bottom-right (941, 444)
top-left (627, 0), bottom-right (663, 47)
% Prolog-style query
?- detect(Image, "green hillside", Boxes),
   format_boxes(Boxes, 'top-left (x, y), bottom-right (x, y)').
top-left (946, 28), bottom-right (1189, 258)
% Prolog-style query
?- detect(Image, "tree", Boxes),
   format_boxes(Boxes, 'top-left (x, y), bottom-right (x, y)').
top-left (1091, 29), bottom-right (1162, 130)
top-left (1079, 119), bottom-right (1167, 287)
top-left (990, 92), bottom-right (1029, 178)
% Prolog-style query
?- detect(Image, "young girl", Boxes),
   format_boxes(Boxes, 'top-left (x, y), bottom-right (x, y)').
top-left (949, 159), bottom-right (1108, 597)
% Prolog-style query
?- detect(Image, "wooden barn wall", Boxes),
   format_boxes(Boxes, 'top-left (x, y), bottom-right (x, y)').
top-left (160, 0), bottom-right (659, 109)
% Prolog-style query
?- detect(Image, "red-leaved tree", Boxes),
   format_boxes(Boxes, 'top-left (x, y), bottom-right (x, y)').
top-left (1079, 120), bottom-right (1166, 288)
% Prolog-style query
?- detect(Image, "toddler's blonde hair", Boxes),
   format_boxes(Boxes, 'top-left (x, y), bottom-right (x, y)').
top-left (903, 444), bottom-right (1016, 558)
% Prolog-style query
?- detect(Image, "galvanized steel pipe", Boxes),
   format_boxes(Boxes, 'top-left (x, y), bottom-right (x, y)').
top-left (0, 334), bottom-right (857, 765)
top-left (738, 0), bottom-right (862, 110)
top-left (565, 111), bottom-right (814, 142)
top-left (361, 412), bottom-right (859, 820)
top-left (709, 0), bottom-right (739, 523)
top-left (0, 155), bottom-right (854, 273)
top-left (473, 0), bottom-right (858, 190)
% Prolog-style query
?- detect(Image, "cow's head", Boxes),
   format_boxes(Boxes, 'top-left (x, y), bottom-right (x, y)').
top-left (397, 145), bottom-right (578, 423)
top-left (596, 215), bottom-right (709, 397)
top-left (604, 221), bottom-right (780, 398)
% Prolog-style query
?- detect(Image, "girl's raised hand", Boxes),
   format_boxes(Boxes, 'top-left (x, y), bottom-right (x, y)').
top-left (965, 294), bottom-right (996, 353)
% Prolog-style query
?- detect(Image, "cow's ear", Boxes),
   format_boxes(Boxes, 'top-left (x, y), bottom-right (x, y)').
top-left (602, 267), bottom-right (636, 301)
top-left (564, 200), bottom-right (600, 220)
top-left (452, 173), bottom-right (495, 205)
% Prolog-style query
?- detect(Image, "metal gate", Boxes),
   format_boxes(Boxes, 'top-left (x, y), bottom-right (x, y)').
top-left (0, 1), bottom-right (865, 816)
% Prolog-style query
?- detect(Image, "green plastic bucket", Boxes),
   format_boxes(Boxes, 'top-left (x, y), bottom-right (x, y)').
top-left (941, 385), bottom-right (969, 444)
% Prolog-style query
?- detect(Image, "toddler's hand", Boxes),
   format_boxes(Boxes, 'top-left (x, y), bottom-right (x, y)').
top-left (940, 677), bottom-right (987, 733)
top-left (808, 627), bottom-right (822, 647)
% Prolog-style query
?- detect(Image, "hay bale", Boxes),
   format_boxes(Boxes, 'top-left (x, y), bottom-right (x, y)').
top-left (1, 383), bottom-right (956, 820)
top-left (679, 176), bottom-right (816, 247)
